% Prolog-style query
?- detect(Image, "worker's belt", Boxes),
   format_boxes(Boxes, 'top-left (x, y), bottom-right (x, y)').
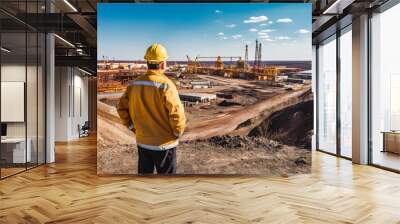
top-left (137, 140), bottom-right (179, 151)
top-left (129, 80), bottom-right (168, 90)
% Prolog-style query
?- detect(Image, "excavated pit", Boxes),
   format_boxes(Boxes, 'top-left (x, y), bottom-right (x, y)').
top-left (249, 100), bottom-right (313, 149)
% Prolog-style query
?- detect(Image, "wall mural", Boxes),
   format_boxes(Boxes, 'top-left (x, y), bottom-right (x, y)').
top-left (97, 3), bottom-right (313, 175)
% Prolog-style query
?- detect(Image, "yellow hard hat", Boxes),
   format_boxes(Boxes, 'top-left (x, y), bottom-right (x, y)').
top-left (144, 43), bottom-right (168, 62)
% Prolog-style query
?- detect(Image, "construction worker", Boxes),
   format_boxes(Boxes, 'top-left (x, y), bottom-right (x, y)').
top-left (117, 43), bottom-right (186, 174)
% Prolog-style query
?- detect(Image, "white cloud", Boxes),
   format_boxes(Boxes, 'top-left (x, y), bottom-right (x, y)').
top-left (226, 24), bottom-right (236, 28)
top-left (268, 21), bottom-right (274, 24)
top-left (221, 36), bottom-right (228, 40)
top-left (249, 28), bottom-right (258, 32)
top-left (296, 29), bottom-right (309, 34)
top-left (215, 10), bottom-right (222, 13)
top-left (260, 37), bottom-right (274, 41)
top-left (276, 36), bottom-right (291, 40)
top-left (217, 32), bottom-right (225, 36)
top-left (259, 23), bottom-right (267, 27)
top-left (258, 32), bottom-right (269, 36)
top-left (231, 34), bottom-right (242, 39)
top-left (276, 18), bottom-right (293, 23)
top-left (260, 29), bottom-right (275, 33)
top-left (244, 16), bottom-right (268, 23)
top-left (259, 35), bottom-right (270, 39)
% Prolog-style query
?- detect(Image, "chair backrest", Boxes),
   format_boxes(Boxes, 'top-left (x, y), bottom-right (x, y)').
top-left (82, 121), bottom-right (90, 129)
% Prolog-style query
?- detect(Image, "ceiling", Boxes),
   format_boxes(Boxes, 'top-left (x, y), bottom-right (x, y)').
top-left (0, 0), bottom-right (97, 73)
top-left (311, 0), bottom-right (391, 43)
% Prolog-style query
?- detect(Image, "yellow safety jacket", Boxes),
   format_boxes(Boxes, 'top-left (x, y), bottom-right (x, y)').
top-left (117, 70), bottom-right (186, 150)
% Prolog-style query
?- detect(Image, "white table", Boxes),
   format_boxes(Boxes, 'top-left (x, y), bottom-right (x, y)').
top-left (1, 138), bottom-right (31, 163)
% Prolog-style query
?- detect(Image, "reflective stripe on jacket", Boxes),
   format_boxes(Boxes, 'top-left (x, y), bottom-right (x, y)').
top-left (117, 70), bottom-right (186, 150)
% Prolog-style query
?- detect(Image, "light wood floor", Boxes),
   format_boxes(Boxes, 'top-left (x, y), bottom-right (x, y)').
top-left (373, 150), bottom-right (400, 171)
top-left (0, 136), bottom-right (400, 224)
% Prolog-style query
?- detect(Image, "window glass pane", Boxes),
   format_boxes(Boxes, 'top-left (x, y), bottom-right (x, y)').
top-left (27, 31), bottom-right (38, 169)
top-left (1, 31), bottom-right (27, 177)
top-left (340, 28), bottom-right (352, 158)
top-left (27, 0), bottom-right (39, 169)
top-left (0, 0), bottom-right (46, 179)
top-left (318, 36), bottom-right (337, 154)
top-left (38, 32), bottom-right (45, 165)
top-left (371, 3), bottom-right (400, 171)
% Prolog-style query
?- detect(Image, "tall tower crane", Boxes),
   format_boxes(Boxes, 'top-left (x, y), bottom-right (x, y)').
top-left (245, 44), bottom-right (249, 65)
top-left (257, 42), bottom-right (262, 70)
top-left (254, 39), bottom-right (259, 68)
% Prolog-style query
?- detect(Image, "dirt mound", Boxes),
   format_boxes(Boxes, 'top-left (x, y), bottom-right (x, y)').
top-left (249, 100), bottom-right (313, 149)
top-left (97, 99), bottom-right (136, 145)
top-left (205, 135), bottom-right (282, 150)
top-left (178, 137), bottom-right (310, 175)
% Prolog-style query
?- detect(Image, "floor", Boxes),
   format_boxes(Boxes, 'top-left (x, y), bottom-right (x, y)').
top-left (0, 136), bottom-right (400, 223)
top-left (1, 163), bottom-right (44, 178)
top-left (372, 150), bottom-right (400, 171)
top-left (0, 167), bottom-right (26, 178)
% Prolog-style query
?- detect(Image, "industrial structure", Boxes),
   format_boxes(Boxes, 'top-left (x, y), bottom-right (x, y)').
top-left (181, 40), bottom-right (303, 83)
top-left (97, 39), bottom-right (306, 92)
top-left (179, 93), bottom-right (217, 106)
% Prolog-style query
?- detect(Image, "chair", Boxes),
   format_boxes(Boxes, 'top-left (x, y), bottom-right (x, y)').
top-left (79, 121), bottom-right (90, 138)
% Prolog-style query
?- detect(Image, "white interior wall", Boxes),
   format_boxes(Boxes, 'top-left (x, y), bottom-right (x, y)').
top-left (1, 64), bottom-right (27, 138)
top-left (74, 73), bottom-right (89, 123)
top-left (1, 63), bottom-right (45, 163)
top-left (55, 66), bottom-right (69, 141)
top-left (54, 67), bottom-right (89, 141)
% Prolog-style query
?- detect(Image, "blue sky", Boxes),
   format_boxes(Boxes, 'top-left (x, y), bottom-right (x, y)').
top-left (98, 3), bottom-right (311, 61)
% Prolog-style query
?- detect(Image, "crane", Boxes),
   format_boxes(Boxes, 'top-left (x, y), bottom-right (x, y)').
top-left (254, 39), bottom-right (258, 68)
top-left (245, 44), bottom-right (249, 65)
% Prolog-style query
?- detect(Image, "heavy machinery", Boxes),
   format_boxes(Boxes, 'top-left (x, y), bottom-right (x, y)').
top-left (183, 40), bottom-right (284, 83)
top-left (215, 56), bottom-right (224, 69)
top-left (194, 56), bottom-right (242, 69)
top-left (186, 55), bottom-right (200, 73)
top-left (236, 58), bottom-right (245, 70)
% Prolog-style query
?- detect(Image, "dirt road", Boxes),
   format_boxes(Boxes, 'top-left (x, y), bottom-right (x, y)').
top-left (183, 85), bottom-right (312, 140)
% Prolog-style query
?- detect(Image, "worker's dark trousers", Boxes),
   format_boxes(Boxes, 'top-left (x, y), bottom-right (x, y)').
top-left (137, 146), bottom-right (176, 174)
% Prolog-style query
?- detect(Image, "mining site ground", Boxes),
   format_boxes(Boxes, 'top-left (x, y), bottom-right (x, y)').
top-left (97, 74), bottom-right (312, 175)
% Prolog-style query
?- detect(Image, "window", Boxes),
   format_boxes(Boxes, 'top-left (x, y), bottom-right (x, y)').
top-left (370, 3), bottom-right (400, 171)
top-left (0, 1), bottom-right (46, 179)
top-left (317, 35), bottom-right (337, 154)
top-left (339, 27), bottom-right (352, 158)
top-left (316, 25), bottom-right (353, 159)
